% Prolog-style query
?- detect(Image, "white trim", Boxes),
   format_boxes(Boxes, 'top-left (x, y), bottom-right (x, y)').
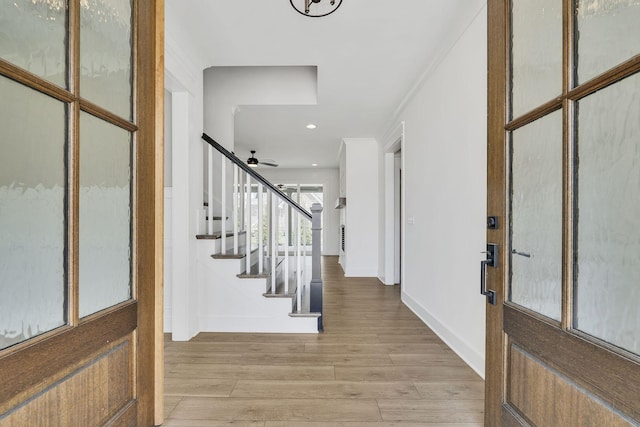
top-left (402, 290), bottom-right (485, 379)
top-left (169, 91), bottom-right (194, 341)
top-left (383, 153), bottom-right (395, 285)
top-left (383, 121), bottom-right (404, 153)
top-left (381, 122), bottom-right (405, 286)
top-left (163, 187), bottom-right (173, 332)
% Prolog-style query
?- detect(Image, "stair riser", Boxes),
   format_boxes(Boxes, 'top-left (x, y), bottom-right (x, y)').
top-left (214, 233), bottom-right (247, 254)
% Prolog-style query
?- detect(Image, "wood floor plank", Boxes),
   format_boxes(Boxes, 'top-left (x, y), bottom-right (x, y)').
top-left (304, 342), bottom-right (449, 354)
top-left (413, 381), bottom-right (485, 400)
top-left (191, 333), bottom-right (317, 343)
top-left (164, 256), bottom-right (485, 424)
top-left (334, 364), bottom-right (480, 382)
top-left (164, 352), bottom-right (245, 365)
top-left (163, 421), bottom-right (265, 427)
top-left (323, 319), bottom-right (427, 329)
top-left (230, 380), bottom-right (421, 399)
top-left (392, 365), bottom-right (482, 381)
top-left (322, 326), bottom-right (436, 335)
top-left (265, 423), bottom-right (483, 427)
top-left (334, 366), bottom-right (406, 382)
top-left (164, 377), bottom-right (237, 397)
top-left (375, 334), bottom-right (442, 344)
top-left (165, 342), bottom-right (307, 354)
top-left (311, 334), bottom-right (381, 344)
top-left (170, 398), bottom-right (383, 422)
top-left (389, 353), bottom-right (463, 366)
top-left (240, 352), bottom-right (394, 366)
top-left (166, 363), bottom-right (335, 381)
top-left (377, 399), bottom-right (485, 423)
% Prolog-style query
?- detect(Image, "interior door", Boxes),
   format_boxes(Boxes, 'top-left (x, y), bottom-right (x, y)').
top-left (485, 0), bottom-right (640, 425)
top-left (0, 1), bottom-right (163, 426)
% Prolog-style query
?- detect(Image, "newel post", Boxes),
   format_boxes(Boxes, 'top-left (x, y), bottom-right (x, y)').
top-left (310, 203), bottom-right (323, 331)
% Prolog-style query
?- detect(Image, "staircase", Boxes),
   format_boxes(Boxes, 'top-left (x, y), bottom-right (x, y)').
top-left (195, 134), bottom-right (323, 333)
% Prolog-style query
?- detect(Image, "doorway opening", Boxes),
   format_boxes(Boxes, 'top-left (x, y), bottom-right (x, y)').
top-left (394, 151), bottom-right (402, 286)
top-left (384, 122), bottom-right (404, 288)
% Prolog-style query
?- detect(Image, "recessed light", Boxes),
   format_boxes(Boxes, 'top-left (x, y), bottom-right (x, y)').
top-left (312, 163), bottom-right (318, 167)
top-left (306, 124), bottom-right (317, 129)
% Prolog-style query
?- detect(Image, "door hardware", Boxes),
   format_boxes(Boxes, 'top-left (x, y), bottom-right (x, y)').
top-left (480, 244), bottom-right (498, 305)
top-left (487, 216), bottom-right (499, 229)
top-left (511, 249), bottom-right (531, 258)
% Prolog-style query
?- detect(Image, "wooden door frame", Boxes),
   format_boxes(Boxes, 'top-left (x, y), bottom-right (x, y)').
top-left (0, 2), bottom-right (163, 426)
top-left (137, 1), bottom-right (165, 425)
top-left (485, 0), bottom-right (507, 424)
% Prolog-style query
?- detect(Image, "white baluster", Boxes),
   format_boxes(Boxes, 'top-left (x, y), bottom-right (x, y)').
top-left (303, 218), bottom-right (308, 289)
top-left (296, 184), bottom-right (303, 292)
top-left (267, 191), bottom-right (272, 258)
top-left (233, 164), bottom-right (239, 254)
top-left (296, 211), bottom-right (302, 312)
top-left (245, 175), bottom-right (251, 274)
top-left (239, 172), bottom-right (245, 231)
top-left (258, 183), bottom-right (264, 274)
top-left (207, 146), bottom-right (214, 235)
top-left (271, 194), bottom-right (277, 294)
top-left (284, 205), bottom-right (289, 295)
top-left (220, 156), bottom-right (226, 254)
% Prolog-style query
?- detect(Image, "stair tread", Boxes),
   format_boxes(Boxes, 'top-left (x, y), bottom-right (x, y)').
top-left (212, 246), bottom-right (258, 259)
top-left (196, 230), bottom-right (246, 240)
top-left (289, 311), bottom-right (321, 318)
top-left (237, 256), bottom-right (284, 277)
top-left (263, 267), bottom-right (299, 298)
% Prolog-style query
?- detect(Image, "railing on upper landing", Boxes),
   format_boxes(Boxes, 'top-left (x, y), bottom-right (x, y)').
top-left (201, 133), bottom-right (323, 331)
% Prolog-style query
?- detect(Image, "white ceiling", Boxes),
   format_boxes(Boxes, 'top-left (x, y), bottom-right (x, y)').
top-left (165, 0), bottom-right (485, 168)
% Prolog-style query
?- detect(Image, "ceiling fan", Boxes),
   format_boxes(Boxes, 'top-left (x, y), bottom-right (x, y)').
top-left (247, 150), bottom-right (279, 168)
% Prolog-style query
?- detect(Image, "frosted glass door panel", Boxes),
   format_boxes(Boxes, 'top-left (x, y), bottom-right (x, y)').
top-left (575, 73), bottom-right (640, 356)
top-left (510, 111), bottom-right (563, 321)
top-left (0, 0), bottom-right (68, 88)
top-left (0, 76), bottom-right (66, 350)
top-left (79, 113), bottom-right (132, 318)
top-left (80, 0), bottom-right (132, 120)
top-left (575, 0), bottom-right (640, 84)
top-left (511, 0), bottom-right (562, 118)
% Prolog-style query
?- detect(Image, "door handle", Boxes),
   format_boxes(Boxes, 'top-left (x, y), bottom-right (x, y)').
top-left (480, 244), bottom-right (498, 305)
top-left (511, 249), bottom-right (531, 258)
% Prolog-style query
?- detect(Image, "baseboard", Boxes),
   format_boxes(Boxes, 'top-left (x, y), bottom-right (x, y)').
top-left (343, 268), bottom-right (379, 278)
top-left (200, 315), bottom-right (318, 334)
top-left (401, 291), bottom-right (485, 379)
top-left (164, 308), bottom-right (172, 333)
top-left (378, 274), bottom-right (395, 286)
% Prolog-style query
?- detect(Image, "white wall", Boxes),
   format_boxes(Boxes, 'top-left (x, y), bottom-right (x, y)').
top-left (258, 167), bottom-right (340, 256)
top-left (341, 138), bottom-right (380, 277)
top-left (379, 5), bottom-right (487, 376)
top-left (203, 66), bottom-right (317, 150)
top-left (164, 6), bottom-right (207, 340)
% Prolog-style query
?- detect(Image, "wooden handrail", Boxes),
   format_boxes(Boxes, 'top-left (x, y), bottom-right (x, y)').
top-left (201, 133), bottom-right (312, 220)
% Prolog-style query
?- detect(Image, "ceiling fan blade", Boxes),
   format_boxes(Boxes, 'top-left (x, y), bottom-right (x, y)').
top-left (260, 161), bottom-right (279, 167)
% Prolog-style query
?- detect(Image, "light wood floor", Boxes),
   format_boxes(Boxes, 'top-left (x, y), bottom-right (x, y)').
top-left (163, 256), bottom-right (484, 426)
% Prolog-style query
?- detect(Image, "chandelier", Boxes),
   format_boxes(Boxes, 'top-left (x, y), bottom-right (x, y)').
top-left (290, 0), bottom-right (343, 17)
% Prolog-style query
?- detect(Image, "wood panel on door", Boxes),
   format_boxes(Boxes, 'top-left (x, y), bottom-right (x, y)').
top-left (485, 0), bottom-right (640, 425)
